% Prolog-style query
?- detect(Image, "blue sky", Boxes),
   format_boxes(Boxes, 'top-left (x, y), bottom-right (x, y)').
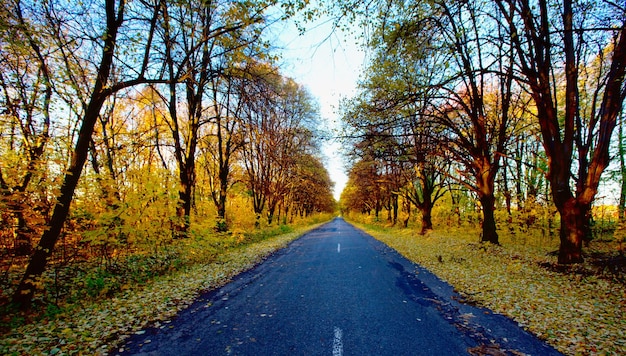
top-left (271, 14), bottom-right (366, 200)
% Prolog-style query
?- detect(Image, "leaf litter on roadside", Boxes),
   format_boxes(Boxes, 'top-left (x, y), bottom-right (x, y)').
top-left (0, 225), bottom-right (320, 355)
top-left (358, 223), bottom-right (626, 356)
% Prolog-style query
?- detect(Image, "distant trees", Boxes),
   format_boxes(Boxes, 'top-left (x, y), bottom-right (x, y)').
top-left (337, 0), bottom-right (626, 262)
top-left (290, 153), bottom-right (336, 218)
top-left (1, 0), bottom-right (335, 310)
top-left (240, 64), bottom-right (328, 226)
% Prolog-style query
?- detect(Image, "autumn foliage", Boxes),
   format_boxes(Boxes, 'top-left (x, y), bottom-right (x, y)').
top-left (0, 0), bottom-right (335, 316)
top-left (337, 0), bottom-right (626, 265)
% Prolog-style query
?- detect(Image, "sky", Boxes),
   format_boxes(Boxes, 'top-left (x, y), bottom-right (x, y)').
top-left (270, 14), bottom-right (367, 201)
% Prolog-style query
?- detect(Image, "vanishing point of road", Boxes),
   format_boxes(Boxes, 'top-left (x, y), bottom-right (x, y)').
top-left (117, 218), bottom-right (561, 356)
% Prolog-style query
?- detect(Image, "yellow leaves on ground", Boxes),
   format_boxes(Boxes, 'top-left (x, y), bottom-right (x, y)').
top-left (359, 224), bottom-right (626, 356)
top-left (0, 223), bottom-right (324, 355)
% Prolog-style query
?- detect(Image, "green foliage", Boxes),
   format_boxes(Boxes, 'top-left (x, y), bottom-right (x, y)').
top-left (44, 304), bottom-right (62, 319)
top-left (215, 219), bottom-right (229, 232)
top-left (84, 272), bottom-right (108, 298)
top-left (0, 304), bottom-right (25, 332)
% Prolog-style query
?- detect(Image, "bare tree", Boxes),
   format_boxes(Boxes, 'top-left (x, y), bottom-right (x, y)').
top-left (241, 66), bottom-right (318, 225)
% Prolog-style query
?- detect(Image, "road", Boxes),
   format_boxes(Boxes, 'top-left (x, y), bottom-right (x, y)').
top-left (117, 218), bottom-right (561, 355)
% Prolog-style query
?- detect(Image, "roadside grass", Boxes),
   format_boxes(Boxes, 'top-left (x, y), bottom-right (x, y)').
top-left (351, 219), bottom-right (626, 355)
top-left (0, 214), bottom-right (332, 355)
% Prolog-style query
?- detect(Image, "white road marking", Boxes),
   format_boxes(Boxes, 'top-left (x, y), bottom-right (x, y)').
top-left (333, 327), bottom-right (343, 356)
top-left (337, 243), bottom-right (341, 253)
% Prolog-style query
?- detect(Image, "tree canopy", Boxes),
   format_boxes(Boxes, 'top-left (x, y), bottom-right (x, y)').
top-left (337, 0), bottom-right (626, 263)
top-left (0, 0), bottom-right (335, 310)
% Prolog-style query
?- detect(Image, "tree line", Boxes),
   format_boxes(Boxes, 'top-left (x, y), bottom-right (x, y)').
top-left (0, 0), bottom-right (334, 310)
top-left (336, 0), bottom-right (626, 264)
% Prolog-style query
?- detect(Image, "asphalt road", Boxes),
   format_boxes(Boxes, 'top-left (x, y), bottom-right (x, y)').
top-left (116, 218), bottom-right (562, 356)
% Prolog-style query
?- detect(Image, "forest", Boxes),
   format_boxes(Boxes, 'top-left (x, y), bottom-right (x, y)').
top-left (337, 0), bottom-right (626, 259)
top-left (0, 0), bottom-right (335, 321)
top-left (1, 0), bottom-right (626, 354)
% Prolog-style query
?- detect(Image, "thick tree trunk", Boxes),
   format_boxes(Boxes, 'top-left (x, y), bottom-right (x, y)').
top-left (175, 163), bottom-right (194, 238)
top-left (416, 193), bottom-right (434, 235)
top-left (214, 185), bottom-right (228, 232)
top-left (475, 156), bottom-right (499, 244)
top-left (557, 199), bottom-right (586, 264)
top-left (267, 199), bottom-right (277, 225)
top-left (420, 209), bottom-right (433, 235)
top-left (480, 193), bottom-right (499, 244)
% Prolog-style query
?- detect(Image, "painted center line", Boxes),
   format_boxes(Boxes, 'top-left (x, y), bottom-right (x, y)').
top-left (337, 243), bottom-right (341, 253)
top-left (333, 327), bottom-right (343, 356)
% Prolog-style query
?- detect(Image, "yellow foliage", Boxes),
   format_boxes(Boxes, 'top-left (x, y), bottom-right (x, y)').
top-left (231, 229), bottom-right (246, 244)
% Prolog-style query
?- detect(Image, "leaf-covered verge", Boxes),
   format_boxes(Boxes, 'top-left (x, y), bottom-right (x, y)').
top-left (0, 215), bottom-right (332, 355)
top-left (352, 221), bottom-right (625, 356)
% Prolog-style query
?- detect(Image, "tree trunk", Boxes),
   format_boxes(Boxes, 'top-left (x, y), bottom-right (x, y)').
top-left (214, 180), bottom-right (228, 232)
top-left (557, 198), bottom-right (586, 263)
top-left (419, 197), bottom-right (433, 235)
top-left (420, 209), bottom-right (433, 235)
top-left (175, 161), bottom-right (194, 238)
top-left (216, 163), bottom-right (229, 223)
top-left (392, 194), bottom-right (398, 225)
top-left (402, 199), bottom-right (410, 228)
top-left (12, 211), bottom-right (32, 256)
top-left (617, 115), bottom-right (626, 221)
top-left (267, 201), bottom-right (276, 225)
top-left (480, 193), bottom-right (499, 244)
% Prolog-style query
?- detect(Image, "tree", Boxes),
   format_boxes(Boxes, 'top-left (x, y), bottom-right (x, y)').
top-left (201, 68), bottom-right (247, 230)
top-left (495, 0), bottom-right (626, 263)
top-left (12, 0), bottom-right (166, 310)
top-left (342, 1), bottom-right (525, 242)
top-left (157, 0), bottom-right (270, 236)
top-left (399, 131), bottom-right (448, 233)
top-left (0, 0), bottom-right (53, 256)
top-left (241, 65), bottom-right (319, 225)
top-left (424, 1), bottom-right (527, 244)
top-left (342, 158), bottom-right (382, 216)
top-left (289, 154), bottom-right (335, 218)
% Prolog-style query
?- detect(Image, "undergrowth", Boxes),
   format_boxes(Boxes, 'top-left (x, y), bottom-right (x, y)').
top-left (0, 214), bottom-right (331, 355)
top-left (351, 218), bottom-right (626, 356)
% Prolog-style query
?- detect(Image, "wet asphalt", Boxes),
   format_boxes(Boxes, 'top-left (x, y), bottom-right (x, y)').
top-left (116, 217), bottom-right (562, 356)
